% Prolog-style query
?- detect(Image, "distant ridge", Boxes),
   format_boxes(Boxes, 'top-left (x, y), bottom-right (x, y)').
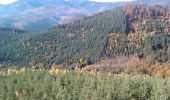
top-left (0, 0), bottom-right (126, 30)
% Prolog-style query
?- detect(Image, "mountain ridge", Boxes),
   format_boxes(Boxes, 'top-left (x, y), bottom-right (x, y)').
top-left (1, 0), bottom-right (170, 30)
top-left (0, 0), bottom-right (131, 30)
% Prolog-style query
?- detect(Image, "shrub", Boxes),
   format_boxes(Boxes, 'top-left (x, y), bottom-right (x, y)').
top-left (0, 69), bottom-right (169, 99)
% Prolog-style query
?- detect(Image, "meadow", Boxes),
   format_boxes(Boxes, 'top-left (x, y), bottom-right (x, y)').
top-left (0, 68), bottom-right (170, 100)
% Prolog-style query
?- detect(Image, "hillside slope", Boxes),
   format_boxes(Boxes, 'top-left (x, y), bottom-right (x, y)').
top-left (0, 7), bottom-right (126, 67)
top-left (0, 5), bottom-right (170, 68)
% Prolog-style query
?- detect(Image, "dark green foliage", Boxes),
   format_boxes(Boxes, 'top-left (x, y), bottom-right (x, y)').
top-left (143, 33), bottom-right (170, 63)
top-left (35, 8), bottom-right (126, 65)
top-left (0, 28), bottom-right (27, 64)
top-left (0, 8), bottom-right (127, 67)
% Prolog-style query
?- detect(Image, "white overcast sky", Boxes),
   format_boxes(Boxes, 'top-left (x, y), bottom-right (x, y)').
top-left (0, 0), bottom-right (135, 5)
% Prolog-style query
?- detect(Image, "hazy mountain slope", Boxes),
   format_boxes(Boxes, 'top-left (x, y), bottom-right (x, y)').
top-left (135, 0), bottom-right (170, 6)
top-left (1, 0), bottom-right (170, 31)
top-left (0, 0), bottom-right (126, 31)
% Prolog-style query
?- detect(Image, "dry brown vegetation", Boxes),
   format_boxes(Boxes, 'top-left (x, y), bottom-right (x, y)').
top-left (73, 56), bottom-right (170, 78)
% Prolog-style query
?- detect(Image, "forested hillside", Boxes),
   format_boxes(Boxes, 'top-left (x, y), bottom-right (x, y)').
top-left (0, 7), bottom-right (126, 68)
top-left (0, 28), bottom-right (27, 66)
top-left (104, 4), bottom-right (170, 63)
top-left (0, 4), bottom-right (170, 72)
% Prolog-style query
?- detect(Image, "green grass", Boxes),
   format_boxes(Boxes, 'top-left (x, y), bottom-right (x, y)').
top-left (0, 69), bottom-right (170, 100)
